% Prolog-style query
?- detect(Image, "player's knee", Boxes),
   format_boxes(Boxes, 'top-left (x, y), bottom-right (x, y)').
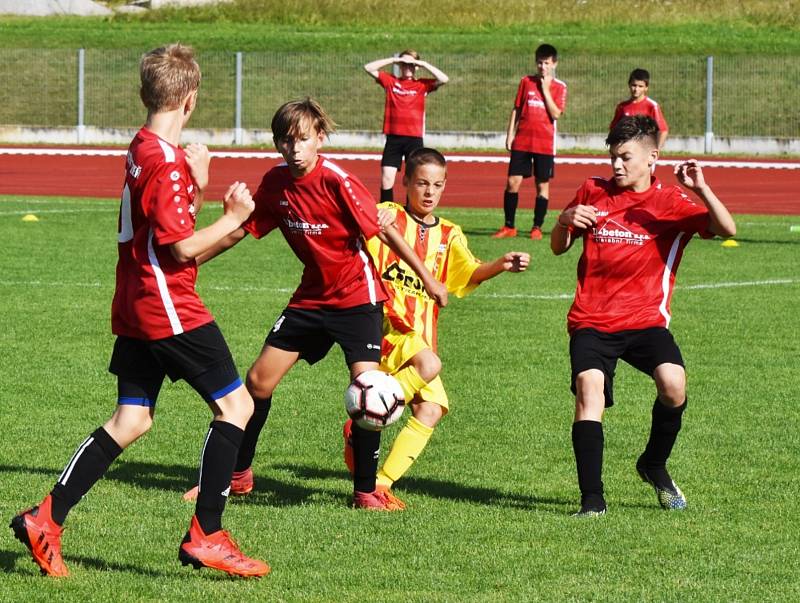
top-left (413, 401), bottom-right (443, 427)
top-left (415, 352), bottom-right (442, 382)
top-left (575, 369), bottom-right (604, 396)
top-left (506, 177), bottom-right (521, 192)
top-left (654, 365), bottom-right (686, 407)
top-left (246, 368), bottom-right (275, 400)
top-left (216, 386), bottom-right (254, 427)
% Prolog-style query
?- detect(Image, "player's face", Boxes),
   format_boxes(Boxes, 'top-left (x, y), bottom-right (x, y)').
top-left (629, 80), bottom-right (648, 100)
top-left (404, 163), bottom-right (447, 222)
top-left (609, 139), bottom-right (658, 192)
top-left (536, 56), bottom-right (557, 77)
top-left (399, 57), bottom-right (417, 79)
top-left (275, 119), bottom-right (325, 177)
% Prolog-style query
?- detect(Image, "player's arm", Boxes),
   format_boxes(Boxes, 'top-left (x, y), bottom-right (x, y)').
top-left (551, 204), bottom-right (597, 255)
top-left (674, 160), bottom-right (736, 238)
top-left (413, 58), bottom-right (449, 86)
top-left (184, 143), bottom-right (210, 213)
top-left (469, 252), bottom-right (531, 285)
top-left (363, 57), bottom-right (396, 80)
top-left (170, 182), bottom-right (253, 263)
top-left (505, 107), bottom-right (519, 152)
top-left (377, 224), bottom-right (448, 307)
top-left (540, 68), bottom-right (563, 120)
top-left (196, 227), bottom-right (247, 266)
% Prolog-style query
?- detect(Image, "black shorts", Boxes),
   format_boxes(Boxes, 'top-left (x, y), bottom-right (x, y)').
top-left (569, 327), bottom-right (684, 407)
top-left (265, 303), bottom-right (383, 366)
top-left (507, 150), bottom-right (555, 181)
top-left (109, 321), bottom-right (242, 407)
top-left (381, 135), bottom-right (424, 169)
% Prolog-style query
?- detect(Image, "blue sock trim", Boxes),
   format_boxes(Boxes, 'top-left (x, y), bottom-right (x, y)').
top-left (118, 396), bottom-right (155, 407)
top-left (211, 377), bottom-right (243, 401)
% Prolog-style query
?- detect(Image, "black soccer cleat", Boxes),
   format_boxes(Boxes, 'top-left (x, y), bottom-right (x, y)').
top-left (636, 455), bottom-right (687, 510)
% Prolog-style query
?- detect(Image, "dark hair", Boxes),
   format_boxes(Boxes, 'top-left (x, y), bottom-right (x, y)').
top-left (271, 97), bottom-right (337, 141)
top-left (606, 115), bottom-right (659, 148)
top-left (628, 68), bottom-right (650, 85)
top-left (405, 147), bottom-right (447, 177)
top-left (535, 44), bottom-right (558, 62)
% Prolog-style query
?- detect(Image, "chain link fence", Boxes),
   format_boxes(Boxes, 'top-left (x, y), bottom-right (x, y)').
top-left (1, 49), bottom-right (798, 140)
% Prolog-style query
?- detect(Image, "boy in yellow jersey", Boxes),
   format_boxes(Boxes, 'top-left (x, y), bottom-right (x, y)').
top-left (343, 147), bottom-right (530, 508)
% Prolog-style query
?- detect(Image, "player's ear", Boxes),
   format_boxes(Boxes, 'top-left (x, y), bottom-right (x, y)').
top-left (648, 147), bottom-right (659, 166)
top-left (184, 90), bottom-right (197, 115)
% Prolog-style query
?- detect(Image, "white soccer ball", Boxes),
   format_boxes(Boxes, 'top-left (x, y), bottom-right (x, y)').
top-left (344, 370), bottom-right (406, 431)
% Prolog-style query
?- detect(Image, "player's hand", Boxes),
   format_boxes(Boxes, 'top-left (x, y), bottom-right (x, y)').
top-left (503, 251), bottom-right (530, 273)
top-left (223, 181), bottom-right (254, 223)
top-left (425, 279), bottom-right (448, 308)
top-left (377, 207), bottom-right (396, 232)
top-left (674, 159), bottom-right (708, 192)
top-left (559, 205), bottom-right (597, 230)
top-left (185, 143), bottom-right (210, 192)
top-left (541, 66), bottom-right (554, 87)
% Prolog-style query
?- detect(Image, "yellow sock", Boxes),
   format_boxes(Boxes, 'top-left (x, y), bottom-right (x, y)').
top-left (376, 416), bottom-right (434, 488)
top-left (393, 365), bottom-right (428, 402)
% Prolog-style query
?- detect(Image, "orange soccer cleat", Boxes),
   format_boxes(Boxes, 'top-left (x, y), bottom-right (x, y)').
top-left (529, 226), bottom-right (543, 240)
top-left (343, 419), bottom-right (355, 476)
top-left (352, 488), bottom-right (404, 511)
top-left (179, 515), bottom-right (270, 578)
top-left (491, 226), bottom-right (518, 239)
top-left (182, 467), bottom-right (254, 501)
top-left (10, 495), bottom-right (69, 577)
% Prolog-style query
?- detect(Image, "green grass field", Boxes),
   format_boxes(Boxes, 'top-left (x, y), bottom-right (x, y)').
top-left (1, 195), bottom-right (798, 601)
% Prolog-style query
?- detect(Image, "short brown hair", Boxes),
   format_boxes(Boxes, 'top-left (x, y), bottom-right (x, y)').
top-left (405, 147), bottom-right (447, 177)
top-left (399, 49), bottom-right (420, 61)
top-left (271, 97), bottom-right (337, 141)
top-left (606, 115), bottom-right (659, 148)
top-left (139, 44), bottom-right (201, 113)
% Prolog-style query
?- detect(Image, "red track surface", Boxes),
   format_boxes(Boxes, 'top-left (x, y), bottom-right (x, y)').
top-left (1, 152), bottom-right (797, 215)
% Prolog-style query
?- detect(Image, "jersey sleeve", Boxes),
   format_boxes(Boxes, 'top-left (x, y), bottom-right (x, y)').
top-left (335, 173), bottom-right (381, 239)
top-left (609, 102), bottom-right (624, 130)
top-left (365, 202), bottom-right (399, 265)
top-left (553, 81), bottom-right (567, 112)
top-left (670, 187), bottom-right (713, 238)
top-left (147, 162), bottom-right (195, 246)
top-left (444, 226), bottom-right (481, 298)
top-left (420, 78), bottom-right (439, 93)
top-left (242, 175), bottom-right (278, 239)
top-left (513, 77), bottom-right (527, 109)
top-left (376, 71), bottom-right (394, 91)
top-left (653, 102), bottom-right (669, 132)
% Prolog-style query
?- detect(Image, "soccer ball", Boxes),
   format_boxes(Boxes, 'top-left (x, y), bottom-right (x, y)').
top-left (344, 370), bottom-right (406, 431)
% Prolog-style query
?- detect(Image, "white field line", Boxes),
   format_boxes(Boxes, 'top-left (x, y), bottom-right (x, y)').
top-left (1, 278), bottom-right (797, 299)
top-left (0, 207), bottom-right (117, 216)
top-left (0, 147), bottom-right (798, 170)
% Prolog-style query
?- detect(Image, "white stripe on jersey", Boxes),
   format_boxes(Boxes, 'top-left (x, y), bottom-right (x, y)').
top-left (147, 228), bottom-right (184, 335)
top-left (356, 239), bottom-right (377, 305)
top-left (659, 232), bottom-right (685, 328)
top-left (322, 158), bottom-right (348, 178)
top-left (157, 138), bottom-right (176, 163)
top-left (58, 435), bottom-right (95, 486)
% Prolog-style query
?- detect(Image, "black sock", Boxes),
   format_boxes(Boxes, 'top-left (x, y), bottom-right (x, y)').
top-left (235, 396), bottom-right (271, 472)
top-left (533, 195), bottom-right (549, 228)
top-left (642, 398), bottom-right (687, 470)
top-left (380, 188), bottom-right (394, 202)
top-left (503, 191), bottom-right (519, 228)
top-left (50, 427), bottom-right (123, 526)
top-left (572, 420), bottom-right (605, 506)
top-left (195, 421), bottom-right (244, 535)
top-left (351, 423), bottom-right (381, 493)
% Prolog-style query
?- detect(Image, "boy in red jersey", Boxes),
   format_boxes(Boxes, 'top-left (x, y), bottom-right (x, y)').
top-left (184, 98), bottom-right (448, 511)
top-left (493, 43), bottom-right (567, 240)
top-left (10, 44), bottom-right (269, 577)
top-left (341, 148), bottom-right (530, 508)
top-left (364, 50), bottom-right (449, 202)
top-left (551, 115), bottom-right (736, 517)
top-left (610, 68), bottom-right (669, 150)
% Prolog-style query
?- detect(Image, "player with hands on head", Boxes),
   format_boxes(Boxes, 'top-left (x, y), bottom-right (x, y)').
top-left (183, 98), bottom-right (446, 512)
top-left (10, 43), bottom-right (269, 578)
top-left (342, 147), bottom-right (530, 508)
top-left (551, 115), bottom-right (735, 517)
top-left (364, 50), bottom-right (449, 202)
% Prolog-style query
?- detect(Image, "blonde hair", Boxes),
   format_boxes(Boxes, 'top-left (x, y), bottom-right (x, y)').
top-left (271, 97), bottom-right (337, 140)
top-left (399, 49), bottom-right (420, 61)
top-left (139, 44), bottom-right (201, 113)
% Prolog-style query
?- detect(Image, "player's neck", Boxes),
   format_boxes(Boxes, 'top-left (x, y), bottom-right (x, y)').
top-left (145, 110), bottom-right (184, 147)
top-left (630, 95), bottom-right (647, 104)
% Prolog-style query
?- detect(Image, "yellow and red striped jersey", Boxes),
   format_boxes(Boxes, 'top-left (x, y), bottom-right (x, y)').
top-left (366, 202), bottom-right (482, 352)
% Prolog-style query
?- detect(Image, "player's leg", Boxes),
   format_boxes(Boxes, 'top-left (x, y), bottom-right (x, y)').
top-left (530, 154), bottom-right (554, 238)
top-left (625, 328), bottom-right (688, 509)
top-left (380, 136), bottom-right (404, 201)
top-left (569, 329), bottom-right (620, 517)
top-left (10, 337), bottom-right (159, 577)
top-left (493, 151), bottom-right (530, 237)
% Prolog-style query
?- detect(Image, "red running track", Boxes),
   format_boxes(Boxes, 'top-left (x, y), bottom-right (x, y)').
top-left (0, 151), bottom-right (797, 215)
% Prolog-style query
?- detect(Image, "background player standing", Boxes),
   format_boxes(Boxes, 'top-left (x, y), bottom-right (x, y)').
top-left (493, 43), bottom-right (567, 240)
top-left (364, 50), bottom-right (449, 202)
top-left (342, 148), bottom-right (530, 507)
top-left (183, 98), bottom-right (448, 511)
top-left (610, 68), bottom-right (669, 150)
top-left (550, 115), bottom-right (736, 517)
top-left (10, 44), bottom-right (269, 577)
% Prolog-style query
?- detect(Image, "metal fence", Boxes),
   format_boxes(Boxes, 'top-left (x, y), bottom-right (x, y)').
top-left (1, 49), bottom-right (798, 142)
